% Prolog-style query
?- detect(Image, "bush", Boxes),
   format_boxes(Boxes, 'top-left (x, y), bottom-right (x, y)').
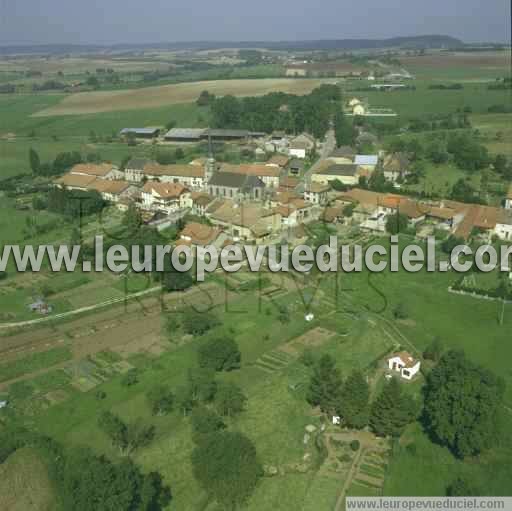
top-left (183, 309), bottom-right (219, 336)
top-left (198, 336), bottom-right (241, 372)
top-left (121, 368), bottom-right (139, 387)
top-left (350, 440), bottom-right (360, 451)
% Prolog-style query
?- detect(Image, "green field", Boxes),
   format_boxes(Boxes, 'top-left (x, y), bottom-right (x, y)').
top-left (346, 80), bottom-right (511, 119)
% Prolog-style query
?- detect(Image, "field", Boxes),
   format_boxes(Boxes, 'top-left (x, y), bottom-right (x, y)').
top-left (398, 51), bottom-right (511, 80)
top-left (346, 80), bottom-right (511, 119)
top-left (34, 78), bottom-right (337, 116)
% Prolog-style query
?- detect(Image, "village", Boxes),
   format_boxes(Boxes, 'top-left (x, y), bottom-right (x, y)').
top-left (54, 115), bottom-right (512, 250)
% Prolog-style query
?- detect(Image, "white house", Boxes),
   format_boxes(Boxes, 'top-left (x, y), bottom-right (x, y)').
top-left (144, 163), bottom-right (207, 191)
top-left (304, 183), bottom-right (329, 205)
top-left (387, 352), bottom-right (421, 380)
top-left (141, 182), bottom-right (191, 215)
top-left (124, 158), bottom-right (151, 183)
top-left (494, 210), bottom-right (512, 241)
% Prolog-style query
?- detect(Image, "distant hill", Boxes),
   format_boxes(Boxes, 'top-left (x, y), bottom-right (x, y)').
top-left (0, 35), bottom-right (465, 56)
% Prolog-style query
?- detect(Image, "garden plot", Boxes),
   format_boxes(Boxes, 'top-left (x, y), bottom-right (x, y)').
top-left (279, 327), bottom-right (337, 356)
top-left (64, 352), bottom-right (134, 392)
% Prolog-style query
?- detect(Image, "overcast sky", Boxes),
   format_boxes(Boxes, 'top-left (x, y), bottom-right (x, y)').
top-left (0, 0), bottom-right (510, 45)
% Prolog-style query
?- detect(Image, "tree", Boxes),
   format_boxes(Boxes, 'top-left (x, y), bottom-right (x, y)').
top-left (0, 271), bottom-right (7, 281)
top-left (182, 309), bottom-right (219, 336)
top-left (198, 336), bottom-right (241, 372)
top-left (191, 431), bottom-right (262, 509)
top-left (423, 350), bottom-right (505, 458)
top-left (493, 154), bottom-right (507, 174)
top-left (187, 367), bottom-right (217, 402)
top-left (190, 407), bottom-right (226, 442)
top-left (121, 368), bottom-right (139, 387)
top-left (307, 354), bottom-right (343, 414)
top-left (162, 267), bottom-right (193, 292)
top-left (175, 384), bottom-right (194, 417)
top-left (423, 337), bottom-right (443, 362)
top-left (86, 75), bottom-right (100, 88)
top-left (369, 378), bottom-right (417, 437)
top-left (215, 381), bottom-right (247, 417)
top-left (122, 202), bottom-right (143, 235)
top-left (175, 147), bottom-right (185, 160)
top-left (441, 234), bottom-right (464, 254)
top-left (334, 107), bottom-right (356, 147)
top-left (29, 148), bottom-right (41, 175)
top-left (196, 90), bottom-right (215, 107)
top-left (330, 179), bottom-right (347, 192)
top-left (60, 446), bottom-right (171, 511)
top-left (386, 212), bottom-right (409, 235)
top-left (146, 385), bottom-right (174, 416)
top-left (447, 476), bottom-right (480, 496)
top-left (98, 411), bottom-right (155, 456)
top-left (338, 370), bottom-right (370, 429)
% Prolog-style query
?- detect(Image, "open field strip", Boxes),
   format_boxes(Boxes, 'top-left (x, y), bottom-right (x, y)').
top-left (33, 78), bottom-right (337, 116)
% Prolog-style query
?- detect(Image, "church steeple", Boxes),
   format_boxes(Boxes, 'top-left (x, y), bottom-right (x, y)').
top-left (204, 129), bottom-right (215, 188)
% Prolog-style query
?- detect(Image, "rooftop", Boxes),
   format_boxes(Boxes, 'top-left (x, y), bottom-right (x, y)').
top-left (70, 163), bottom-right (116, 177)
top-left (354, 154), bottom-right (379, 166)
top-left (142, 181), bottom-right (188, 199)
top-left (144, 163), bottom-right (204, 178)
top-left (164, 128), bottom-right (207, 139)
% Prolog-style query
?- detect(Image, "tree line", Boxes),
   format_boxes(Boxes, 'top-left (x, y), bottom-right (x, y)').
top-left (209, 84), bottom-right (342, 139)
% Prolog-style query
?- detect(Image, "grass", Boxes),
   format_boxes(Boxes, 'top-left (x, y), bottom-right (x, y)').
top-left (34, 78), bottom-right (337, 116)
top-left (0, 346), bottom-right (72, 383)
top-left (345, 80), bottom-right (511, 120)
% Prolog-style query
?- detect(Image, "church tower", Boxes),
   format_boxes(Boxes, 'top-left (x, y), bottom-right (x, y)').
top-left (204, 130), bottom-right (215, 190)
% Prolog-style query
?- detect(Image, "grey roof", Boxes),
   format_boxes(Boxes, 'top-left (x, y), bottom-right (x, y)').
top-left (209, 172), bottom-right (264, 189)
top-left (288, 158), bottom-right (305, 170)
top-left (354, 154), bottom-right (379, 166)
top-left (164, 128), bottom-right (207, 139)
top-left (330, 146), bottom-right (356, 158)
top-left (120, 128), bottom-right (160, 135)
top-left (207, 129), bottom-right (250, 138)
top-left (318, 164), bottom-right (358, 177)
top-left (126, 157), bottom-right (151, 170)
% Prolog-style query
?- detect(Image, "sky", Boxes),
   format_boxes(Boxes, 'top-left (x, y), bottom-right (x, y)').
top-left (0, 0), bottom-right (510, 46)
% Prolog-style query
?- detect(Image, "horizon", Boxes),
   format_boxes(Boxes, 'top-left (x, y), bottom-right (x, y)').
top-left (0, 0), bottom-right (510, 46)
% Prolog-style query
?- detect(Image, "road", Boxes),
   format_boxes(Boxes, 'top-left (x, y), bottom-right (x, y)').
top-left (305, 129), bottom-right (336, 182)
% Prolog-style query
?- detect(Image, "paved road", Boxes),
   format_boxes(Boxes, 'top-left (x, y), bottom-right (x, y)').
top-left (305, 129), bottom-right (336, 182)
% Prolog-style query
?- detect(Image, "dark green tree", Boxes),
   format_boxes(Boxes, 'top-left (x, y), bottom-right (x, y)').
top-left (339, 370), bottom-right (370, 429)
top-left (215, 381), bottom-right (247, 417)
top-left (198, 336), bottom-right (241, 372)
top-left (369, 378), bottom-right (417, 437)
top-left (386, 212), bottom-right (409, 235)
top-left (187, 367), bottom-right (217, 402)
top-left (447, 476), bottom-right (480, 496)
top-left (182, 309), bottom-right (219, 335)
top-left (423, 350), bottom-right (505, 458)
top-left (146, 385), bottom-right (174, 416)
top-left (423, 337), bottom-right (443, 362)
top-left (29, 147), bottom-right (41, 175)
top-left (307, 354), bottom-right (343, 413)
top-left (191, 431), bottom-right (262, 510)
top-left (190, 407), bottom-right (225, 442)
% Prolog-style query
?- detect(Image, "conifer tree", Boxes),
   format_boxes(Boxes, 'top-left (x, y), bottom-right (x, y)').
top-left (369, 378), bottom-right (416, 437)
top-left (339, 370), bottom-right (370, 429)
top-left (307, 354), bottom-right (343, 413)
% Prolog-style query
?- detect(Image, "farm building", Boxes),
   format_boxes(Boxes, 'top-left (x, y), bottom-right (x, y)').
top-left (164, 128), bottom-right (207, 142)
top-left (69, 163), bottom-right (123, 180)
top-left (387, 352), bottom-right (421, 380)
top-left (311, 163), bottom-right (360, 186)
top-left (120, 127), bottom-right (161, 139)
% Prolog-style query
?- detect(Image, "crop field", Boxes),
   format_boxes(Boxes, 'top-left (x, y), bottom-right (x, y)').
top-left (399, 51), bottom-right (511, 80)
top-left (33, 78), bottom-right (337, 116)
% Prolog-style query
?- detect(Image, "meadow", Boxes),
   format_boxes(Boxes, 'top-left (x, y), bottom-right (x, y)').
top-left (346, 80), bottom-right (511, 119)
